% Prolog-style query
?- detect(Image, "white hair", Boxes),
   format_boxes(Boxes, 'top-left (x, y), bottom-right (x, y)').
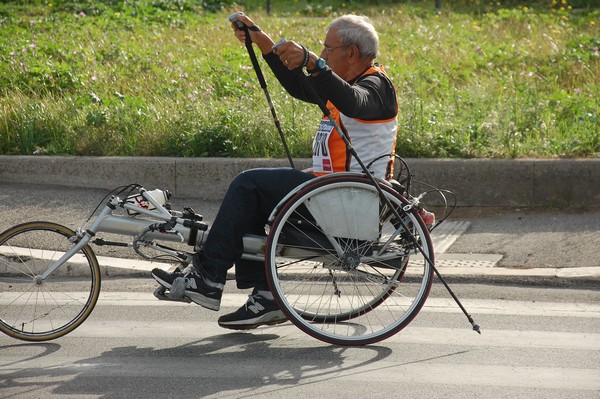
top-left (327, 15), bottom-right (379, 61)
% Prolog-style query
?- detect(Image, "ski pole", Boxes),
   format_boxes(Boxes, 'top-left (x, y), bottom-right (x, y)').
top-left (298, 62), bottom-right (481, 334)
top-left (229, 13), bottom-right (295, 169)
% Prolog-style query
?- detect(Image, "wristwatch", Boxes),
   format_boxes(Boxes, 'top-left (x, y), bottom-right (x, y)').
top-left (306, 57), bottom-right (326, 74)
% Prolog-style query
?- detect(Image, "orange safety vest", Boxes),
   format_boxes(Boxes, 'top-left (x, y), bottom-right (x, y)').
top-left (311, 65), bottom-right (398, 180)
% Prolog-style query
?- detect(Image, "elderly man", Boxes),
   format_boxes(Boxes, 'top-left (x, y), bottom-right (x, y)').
top-left (152, 13), bottom-right (398, 330)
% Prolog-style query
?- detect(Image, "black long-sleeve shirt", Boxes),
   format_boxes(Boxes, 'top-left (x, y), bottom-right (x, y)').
top-left (263, 52), bottom-right (397, 121)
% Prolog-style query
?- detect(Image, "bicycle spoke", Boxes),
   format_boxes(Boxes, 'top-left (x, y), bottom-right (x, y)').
top-left (267, 175), bottom-right (434, 345)
top-left (0, 222), bottom-right (100, 341)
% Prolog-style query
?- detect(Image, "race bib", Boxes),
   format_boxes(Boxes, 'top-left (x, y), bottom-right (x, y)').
top-left (312, 119), bottom-right (334, 173)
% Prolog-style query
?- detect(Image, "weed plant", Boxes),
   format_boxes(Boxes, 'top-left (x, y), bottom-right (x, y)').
top-left (0, 0), bottom-right (598, 158)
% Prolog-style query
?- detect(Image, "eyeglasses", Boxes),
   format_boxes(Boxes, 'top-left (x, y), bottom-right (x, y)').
top-left (323, 44), bottom-right (351, 55)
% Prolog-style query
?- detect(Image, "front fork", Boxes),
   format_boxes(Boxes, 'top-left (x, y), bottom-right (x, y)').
top-left (40, 229), bottom-right (92, 280)
top-left (40, 201), bottom-right (117, 281)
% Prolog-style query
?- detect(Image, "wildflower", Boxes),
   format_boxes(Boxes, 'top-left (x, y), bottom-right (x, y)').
top-left (480, 122), bottom-right (494, 132)
top-left (91, 92), bottom-right (101, 103)
top-left (241, 65), bottom-right (252, 71)
top-left (574, 88), bottom-right (581, 94)
top-left (92, 75), bottom-right (98, 81)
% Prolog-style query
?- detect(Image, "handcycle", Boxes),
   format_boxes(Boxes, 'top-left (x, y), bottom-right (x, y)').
top-left (0, 156), bottom-right (477, 346)
top-left (0, 14), bottom-right (480, 346)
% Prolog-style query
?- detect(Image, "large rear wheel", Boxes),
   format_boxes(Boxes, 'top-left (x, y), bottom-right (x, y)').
top-left (266, 175), bottom-right (434, 346)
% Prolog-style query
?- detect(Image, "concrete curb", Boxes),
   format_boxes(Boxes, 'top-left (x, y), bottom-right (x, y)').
top-left (1, 156), bottom-right (599, 208)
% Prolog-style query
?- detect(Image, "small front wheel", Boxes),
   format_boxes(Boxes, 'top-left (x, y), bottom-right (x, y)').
top-left (0, 221), bottom-right (101, 341)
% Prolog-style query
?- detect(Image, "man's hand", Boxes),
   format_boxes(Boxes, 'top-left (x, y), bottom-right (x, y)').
top-left (230, 13), bottom-right (261, 44)
top-left (230, 12), bottom-right (277, 55)
top-left (272, 40), bottom-right (310, 70)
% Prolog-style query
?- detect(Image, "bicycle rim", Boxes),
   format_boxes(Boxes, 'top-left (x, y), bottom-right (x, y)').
top-left (0, 221), bottom-right (101, 341)
top-left (266, 175), bottom-right (434, 346)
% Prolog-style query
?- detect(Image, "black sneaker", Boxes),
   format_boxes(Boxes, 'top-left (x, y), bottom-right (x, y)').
top-left (151, 268), bottom-right (222, 311)
top-left (218, 293), bottom-right (287, 330)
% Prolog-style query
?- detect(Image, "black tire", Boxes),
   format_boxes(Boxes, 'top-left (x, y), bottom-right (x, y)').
top-left (266, 174), bottom-right (434, 346)
top-left (0, 221), bottom-right (101, 341)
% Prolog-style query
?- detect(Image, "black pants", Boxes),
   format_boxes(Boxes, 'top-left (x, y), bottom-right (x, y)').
top-left (197, 167), bottom-right (315, 289)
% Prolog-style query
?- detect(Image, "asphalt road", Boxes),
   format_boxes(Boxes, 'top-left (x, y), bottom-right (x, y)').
top-left (1, 281), bottom-right (598, 399)
top-left (1, 183), bottom-right (599, 398)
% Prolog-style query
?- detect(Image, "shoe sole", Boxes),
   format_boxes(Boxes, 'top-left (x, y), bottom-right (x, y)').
top-left (152, 273), bottom-right (174, 289)
top-left (218, 311), bottom-right (287, 330)
top-left (186, 291), bottom-right (221, 311)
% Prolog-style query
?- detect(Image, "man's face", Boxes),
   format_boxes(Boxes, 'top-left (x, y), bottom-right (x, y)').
top-left (321, 28), bottom-right (352, 80)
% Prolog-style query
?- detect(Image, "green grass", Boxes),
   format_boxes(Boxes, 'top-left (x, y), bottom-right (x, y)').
top-left (0, 0), bottom-right (598, 158)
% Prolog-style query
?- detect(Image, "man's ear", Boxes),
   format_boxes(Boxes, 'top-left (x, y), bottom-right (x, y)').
top-left (348, 44), bottom-right (361, 63)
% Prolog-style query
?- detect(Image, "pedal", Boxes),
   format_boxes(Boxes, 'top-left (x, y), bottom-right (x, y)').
top-left (153, 285), bottom-right (192, 303)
